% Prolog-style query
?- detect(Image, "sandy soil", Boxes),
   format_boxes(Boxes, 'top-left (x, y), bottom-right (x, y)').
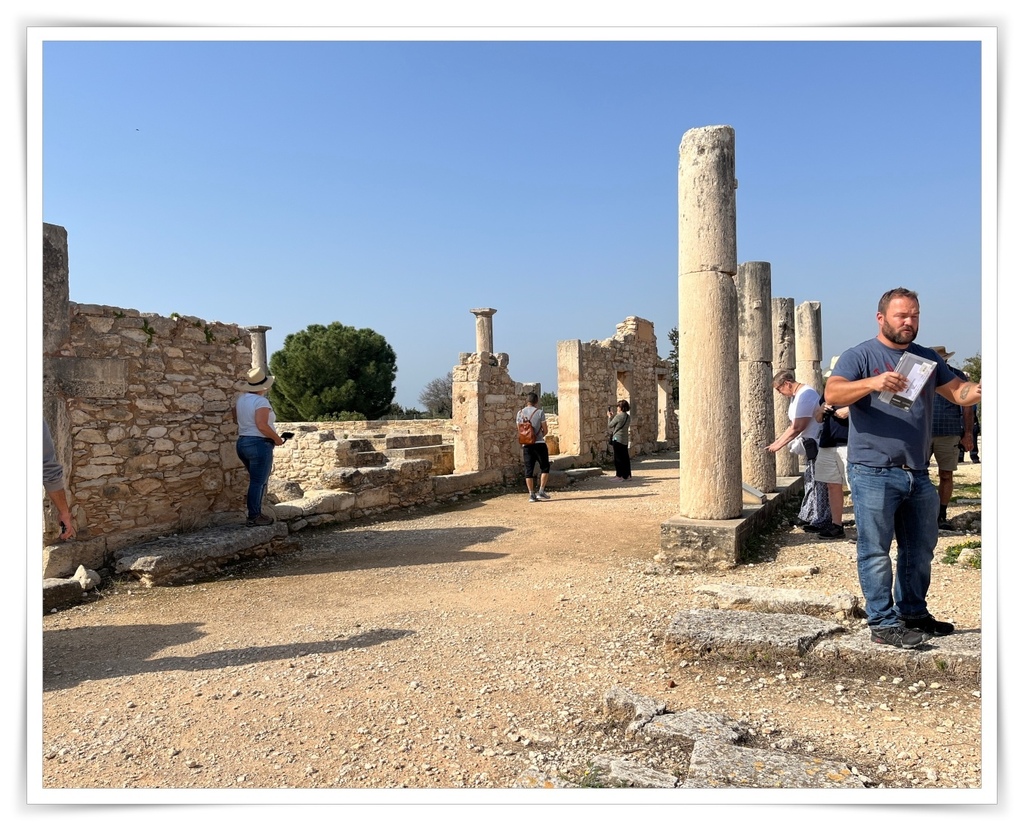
top-left (40, 452), bottom-right (984, 793)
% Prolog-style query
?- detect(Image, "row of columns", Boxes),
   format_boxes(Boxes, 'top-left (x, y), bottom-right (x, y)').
top-left (678, 125), bottom-right (823, 521)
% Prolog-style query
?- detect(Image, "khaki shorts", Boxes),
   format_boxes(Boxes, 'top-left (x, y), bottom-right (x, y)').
top-left (930, 434), bottom-right (961, 472)
top-left (814, 444), bottom-right (848, 486)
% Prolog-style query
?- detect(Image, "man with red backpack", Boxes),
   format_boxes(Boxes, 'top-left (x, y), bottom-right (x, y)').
top-left (517, 392), bottom-right (551, 502)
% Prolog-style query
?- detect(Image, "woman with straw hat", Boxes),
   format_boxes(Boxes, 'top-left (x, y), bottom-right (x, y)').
top-left (233, 367), bottom-right (285, 526)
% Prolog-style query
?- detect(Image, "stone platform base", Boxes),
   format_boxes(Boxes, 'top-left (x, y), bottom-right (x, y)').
top-left (658, 476), bottom-right (803, 570)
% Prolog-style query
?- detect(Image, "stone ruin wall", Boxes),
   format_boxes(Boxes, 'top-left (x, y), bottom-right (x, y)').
top-left (268, 418), bottom-right (455, 489)
top-left (59, 303), bottom-right (254, 546)
top-left (451, 350), bottom-right (526, 477)
top-left (557, 316), bottom-right (677, 459)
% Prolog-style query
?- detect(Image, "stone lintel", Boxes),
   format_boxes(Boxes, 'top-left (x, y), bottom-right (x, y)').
top-left (45, 356), bottom-right (128, 399)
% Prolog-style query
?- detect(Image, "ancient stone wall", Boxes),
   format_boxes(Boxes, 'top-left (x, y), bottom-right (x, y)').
top-left (62, 303), bottom-right (254, 544)
top-left (557, 316), bottom-right (676, 460)
top-left (451, 351), bottom-right (526, 476)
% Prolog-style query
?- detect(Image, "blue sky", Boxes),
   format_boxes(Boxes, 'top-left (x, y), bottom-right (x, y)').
top-left (39, 34), bottom-right (986, 407)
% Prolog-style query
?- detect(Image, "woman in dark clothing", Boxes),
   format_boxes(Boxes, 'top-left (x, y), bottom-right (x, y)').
top-left (607, 400), bottom-right (632, 481)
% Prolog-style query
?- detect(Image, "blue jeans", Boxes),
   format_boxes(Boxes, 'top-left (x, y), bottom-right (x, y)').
top-left (848, 463), bottom-right (939, 629)
top-left (236, 436), bottom-right (275, 519)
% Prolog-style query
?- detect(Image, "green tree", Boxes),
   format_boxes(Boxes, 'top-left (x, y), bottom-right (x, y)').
top-left (418, 372), bottom-right (453, 417)
top-left (268, 322), bottom-right (397, 421)
top-left (960, 353), bottom-right (981, 383)
top-left (666, 327), bottom-right (679, 403)
top-left (539, 391), bottom-right (558, 415)
top-left (959, 352), bottom-right (982, 422)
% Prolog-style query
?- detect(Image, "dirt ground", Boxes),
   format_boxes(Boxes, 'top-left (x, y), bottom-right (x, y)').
top-left (39, 451), bottom-right (985, 796)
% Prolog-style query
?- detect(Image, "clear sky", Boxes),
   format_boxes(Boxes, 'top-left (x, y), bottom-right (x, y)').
top-left (38, 32), bottom-right (987, 407)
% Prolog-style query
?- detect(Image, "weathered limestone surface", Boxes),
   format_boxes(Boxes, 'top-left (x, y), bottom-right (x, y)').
top-left (736, 260), bottom-right (775, 494)
top-left (556, 317), bottom-right (675, 459)
top-left (692, 583), bottom-right (862, 620)
top-left (683, 740), bottom-right (863, 789)
top-left (771, 296), bottom-right (798, 478)
top-left (113, 523), bottom-right (295, 587)
top-left (796, 299), bottom-right (824, 393)
top-left (677, 272), bottom-right (742, 519)
top-left (452, 351), bottom-right (522, 475)
top-left (678, 125), bottom-right (738, 276)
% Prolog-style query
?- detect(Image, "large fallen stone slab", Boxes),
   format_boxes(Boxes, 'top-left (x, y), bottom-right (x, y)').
top-left (643, 710), bottom-right (748, 744)
top-left (693, 583), bottom-right (862, 620)
top-left (666, 608), bottom-right (845, 661)
top-left (588, 755), bottom-right (680, 788)
top-left (810, 627), bottom-right (982, 683)
top-left (114, 523), bottom-right (296, 587)
top-left (682, 739), bottom-right (864, 788)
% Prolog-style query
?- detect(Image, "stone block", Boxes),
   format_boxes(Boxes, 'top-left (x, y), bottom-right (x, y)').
top-left (683, 739), bottom-right (863, 788)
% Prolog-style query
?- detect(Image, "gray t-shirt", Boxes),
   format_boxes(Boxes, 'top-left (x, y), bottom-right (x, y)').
top-left (831, 339), bottom-right (954, 470)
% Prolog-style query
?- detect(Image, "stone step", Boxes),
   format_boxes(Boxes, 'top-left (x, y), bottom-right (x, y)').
top-left (112, 522), bottom-right (298, 587)
top-left (665, 608), bottom-right (980, 683)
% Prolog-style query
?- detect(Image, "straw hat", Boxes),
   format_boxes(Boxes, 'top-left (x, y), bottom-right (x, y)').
top-left (235, 367), bottom-right (275, 392)
top-left (928, 346), bottom-right (955, 361)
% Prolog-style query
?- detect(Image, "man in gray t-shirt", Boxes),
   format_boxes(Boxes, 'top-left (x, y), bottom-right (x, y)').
top-left (825, 287), bottom-right (981, 650)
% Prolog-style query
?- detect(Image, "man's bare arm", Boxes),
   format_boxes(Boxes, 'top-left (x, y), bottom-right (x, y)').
top-left (825, 372), bottom-right (904, 406)
top-left (937, 377), bottom-right (982, 407)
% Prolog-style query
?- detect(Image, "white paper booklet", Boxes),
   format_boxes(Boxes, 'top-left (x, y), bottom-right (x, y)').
top-left (878, 351), bottom-right (937, 410)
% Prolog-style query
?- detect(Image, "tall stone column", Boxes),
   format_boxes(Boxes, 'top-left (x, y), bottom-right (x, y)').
top-left (42, 223), bottom-right (74, 540)
top-left (771, 297), bottom-right (798, 478)
top-left (736, 262), bottom-right (775, 494)
top-left (246, 325), bottom-right (272, 375)
top-left (470, 308), bottom-right (497, 354)
top-left (795, 301), bottom-right (823, 394)
top-left (677, 125), bottom-right (742, 520)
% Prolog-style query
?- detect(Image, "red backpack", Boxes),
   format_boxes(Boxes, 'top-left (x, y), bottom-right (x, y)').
top-left (517, 409), bottom-right (538, 445)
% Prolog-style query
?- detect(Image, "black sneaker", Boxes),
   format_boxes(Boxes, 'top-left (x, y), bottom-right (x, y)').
top-left (818, 523), bottom-right (846, 539)
top-left (870, 625), bottom-right (929, 649)
top-left (938, 519), bottom-right (954, 531)
top-left (900, 614), bottom-right (955, 636)
top-left (246, 514), bottom-right (274, 527)
top-left (801, 523), bottom-right (827, 533)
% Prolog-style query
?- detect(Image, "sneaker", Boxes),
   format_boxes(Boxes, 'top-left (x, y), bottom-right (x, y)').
top-left (870, 625), bottom-right (929, 649)
top-left (938, 519), bottom-right (954, 531)
top-left (529, 493), bottom-right (538, 502)
top-left (801, 523), bottom-right (826, 533)
top-left (817, 523), bottom-right (846, 539)
top-left (610, 476), bottom-right (624, 482)
top-left (971, 456), bottom-right (980, 464)
top-left (900, 614), bottom-right (955, 636)
top-left (246, 514), bottom-right (274, 527)
top-left (535, 490), bottom-right (551, 500)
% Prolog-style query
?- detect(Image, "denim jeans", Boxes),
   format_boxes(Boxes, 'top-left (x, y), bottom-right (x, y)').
top-left (236, 436), bottom-right (275, 519)
top-left (848, 463), bottom-right (939, 628)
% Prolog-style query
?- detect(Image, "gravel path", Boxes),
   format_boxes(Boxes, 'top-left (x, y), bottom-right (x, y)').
top-left (41, 453), bottom-right (984, 793)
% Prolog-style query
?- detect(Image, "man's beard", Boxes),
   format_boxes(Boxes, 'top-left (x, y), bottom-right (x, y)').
top-left (882, 320), bottom-right (917, 345)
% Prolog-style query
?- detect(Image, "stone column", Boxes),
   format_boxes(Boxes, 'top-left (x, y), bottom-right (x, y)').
top-left (677, 125), bottom-right (742, 519)
top-left (42, 223), bottom-right (75, 540)
top-left (736, 262), bottom-right (775, 495)
top-left (771, 297), bottom-right (798, 478)
top-left (470, 308), bottom-right (497, 354)
top-left (795, 301), bottom-right (823, 394)
top-left (245, 325), bottom-right (272, 374)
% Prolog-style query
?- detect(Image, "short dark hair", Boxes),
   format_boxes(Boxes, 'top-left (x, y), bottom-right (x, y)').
top-left (525, 392), bottom-right (539, 405)
top-left (772, 369), bottom-right (796, 387)
top-left (878, 287), bottom-right (919, 314)
top-left (618, 399), bottom-right (630, 412)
